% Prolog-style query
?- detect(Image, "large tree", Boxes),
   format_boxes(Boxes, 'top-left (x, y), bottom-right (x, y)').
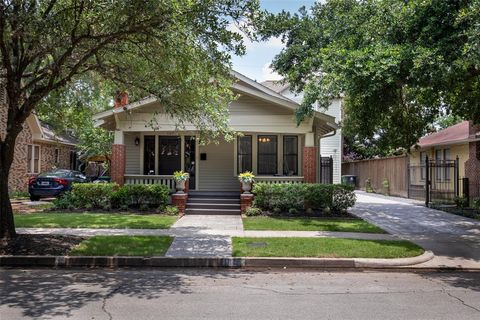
top-left (0, 0), bottom-right (259, 240)
top-left (258, 0), bottom-right (480, 152)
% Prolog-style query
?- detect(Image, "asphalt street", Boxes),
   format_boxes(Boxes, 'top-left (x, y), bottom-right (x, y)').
top-left (1, 268), bottom-right (479, 320)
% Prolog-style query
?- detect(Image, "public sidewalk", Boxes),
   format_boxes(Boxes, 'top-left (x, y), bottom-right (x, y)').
top-left (351, 191), bottom-right (480, 269)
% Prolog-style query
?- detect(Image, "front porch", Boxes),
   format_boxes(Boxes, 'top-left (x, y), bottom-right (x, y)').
top-left (111, 131), bottom-right (316, 192)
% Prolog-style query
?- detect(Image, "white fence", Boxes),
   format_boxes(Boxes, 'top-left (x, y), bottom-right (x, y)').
top-left (124, 175), bottom-right (175, 191)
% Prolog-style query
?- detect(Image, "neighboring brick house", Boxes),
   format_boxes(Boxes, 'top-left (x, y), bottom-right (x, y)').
top-left (1, 82), bottom-right (77, 193)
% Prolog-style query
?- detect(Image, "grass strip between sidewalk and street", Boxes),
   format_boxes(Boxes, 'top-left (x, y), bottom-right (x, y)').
top-left (70, 235), bottom-right (174, 256)
top-left (242, 217), bottom-right (386, 233)
top-left (232, 237), bottom-right (424, 258)
top-left (14, 213), bottom-right (178, 229)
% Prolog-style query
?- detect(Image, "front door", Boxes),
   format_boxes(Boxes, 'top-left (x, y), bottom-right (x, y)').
top-left (158, 136), bottom-right (181, 175)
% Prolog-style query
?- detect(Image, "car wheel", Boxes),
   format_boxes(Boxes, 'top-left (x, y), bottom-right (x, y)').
top-left (30, 195), bottom-right (40, 201)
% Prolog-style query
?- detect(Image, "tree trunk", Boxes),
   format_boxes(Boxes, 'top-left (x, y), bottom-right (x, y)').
top-left (0, 168), bottom-right (15, 240)
top-left (0, 138), bottom-right (18, 240)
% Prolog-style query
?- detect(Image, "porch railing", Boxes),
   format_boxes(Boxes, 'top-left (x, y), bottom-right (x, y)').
top-left (124, 175), bottom-right (175, 191)
top-left (255, 176), bottom-right (304, 184)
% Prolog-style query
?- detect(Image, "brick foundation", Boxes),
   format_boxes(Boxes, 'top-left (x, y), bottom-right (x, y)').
top-left (240, 193), bottom-right (253, 214)
top-left (303, 146), bottom-right (318, 183)
top-left (111, 144), bottom-right (126, 186)
top-left (172, 193), bottom-right (188, 216)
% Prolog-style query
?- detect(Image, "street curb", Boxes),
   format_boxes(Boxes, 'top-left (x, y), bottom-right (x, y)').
top-left (0, 251), bottom-right (436, 269)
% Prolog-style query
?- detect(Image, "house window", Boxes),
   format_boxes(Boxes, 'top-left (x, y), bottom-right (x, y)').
top-left (27, 145), bottom-right (40, 174)
top-left (54, 148), bottom-right (60, 164)
top-left (435, 149), bottom-right (443, 181)
top-left (283, 136), bottom-right (298, 175)
top-left (257, 135), bottom-right (277, 175)
top-left (420, 151), bottom-right (427, 180)
top-left (143, 136), bottom-right (156, 174)
top-left (237, 135), bottom-right (252, 173)
top-left (444, 149), bottom-right (451, 180)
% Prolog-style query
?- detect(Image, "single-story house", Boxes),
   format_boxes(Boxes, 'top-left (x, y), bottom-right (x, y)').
top-left (261, 80), bottom-right (343, 184)
top-left (0, 84), bottom-right (78, 193)
top-left (410, 120), bottom-right (480, 199)
top-left (93, 71), bottom-right (339, 192)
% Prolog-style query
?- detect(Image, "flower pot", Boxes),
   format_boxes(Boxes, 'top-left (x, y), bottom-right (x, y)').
top-left (241, 181), bottom-right (252, 194)
top-left (176, 180), bottom-right (186, 194)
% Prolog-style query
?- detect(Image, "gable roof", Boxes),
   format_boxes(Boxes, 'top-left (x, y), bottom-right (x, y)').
top-left (260, 80), bottom-right (289, 94)
top-left (417, 121), bottom-right (479, 148)
top-left (93, 71), bottom-right (338, 131)
top-left (26, 114), bottom-right (78, 146)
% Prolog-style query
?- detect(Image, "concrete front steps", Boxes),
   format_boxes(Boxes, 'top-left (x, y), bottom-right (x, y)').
top-left (186, 191), bottom-right (241, 215)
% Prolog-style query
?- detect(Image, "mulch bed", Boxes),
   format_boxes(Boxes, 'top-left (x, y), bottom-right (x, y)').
top-left (0, 234), bottom-right (86, 256)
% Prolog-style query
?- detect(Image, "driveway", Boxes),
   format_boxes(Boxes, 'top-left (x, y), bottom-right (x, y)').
top-left (352, 191), bottom-right (480, 268)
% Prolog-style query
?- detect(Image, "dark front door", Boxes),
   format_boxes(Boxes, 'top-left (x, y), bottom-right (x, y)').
top-left (185, 136), bottom-right (196, 190)
top-left (158, 136), bottom-right (181, 175)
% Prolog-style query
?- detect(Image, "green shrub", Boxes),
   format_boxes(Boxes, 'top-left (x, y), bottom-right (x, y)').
top-left (253, 183), bottom-right (305, 212)
top-left (53, 183), bottom-right (169, 211)
top-left (245, 206), bottom-right (262, 216)
top-left (288, 208), bottom-right (299, 215)
top-left (112, 184), bottom-right (169, 209)
top-left (473, 198), bottom-right (480, 209)
top-left (252, 182), bottom-right (356, 214)
top-left (331, 184), bottom-right (357, 213)
top-left (454, 196), bottom-right (469, 208)
top-left (69, 183), bottom-right (117, 209)
top-left (163, 205), bottom-right (179, 216)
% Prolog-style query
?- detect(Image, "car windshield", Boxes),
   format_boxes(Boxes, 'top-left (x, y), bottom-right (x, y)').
top-left (38, 170), bottom-right (71, 178)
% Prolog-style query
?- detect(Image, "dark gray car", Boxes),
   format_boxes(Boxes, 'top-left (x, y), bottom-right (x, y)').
top-left (28, 169), bottom-right (87, 201)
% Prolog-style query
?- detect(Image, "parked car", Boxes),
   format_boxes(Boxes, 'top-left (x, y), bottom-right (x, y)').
top-left (28, 169), bottom-right (87, 201)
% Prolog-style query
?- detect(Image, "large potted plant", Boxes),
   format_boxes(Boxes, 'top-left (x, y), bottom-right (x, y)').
top-left (238, 171), bottom-right (255, 194)
top-left (173, 170), bottom-right (189, 193)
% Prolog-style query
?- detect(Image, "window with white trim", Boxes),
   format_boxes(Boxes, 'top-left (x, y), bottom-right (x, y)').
top-left (257, 135), bottom-right (277, 175)
top-left (27, 145), bottom-right (40, 173)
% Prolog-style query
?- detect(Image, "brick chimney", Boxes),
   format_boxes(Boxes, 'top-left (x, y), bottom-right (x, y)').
top-left (114, 90), bottom-right (129, 109)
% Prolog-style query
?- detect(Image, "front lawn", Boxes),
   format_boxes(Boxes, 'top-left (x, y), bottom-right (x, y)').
top-left (232, 237), bottom-right (424, 258)
top-left (14, 213), bottom-right (178, 229)
top-left (242, 217), bottom-right (385, 233)
top-left (70, 235), bottom-right (173, 256)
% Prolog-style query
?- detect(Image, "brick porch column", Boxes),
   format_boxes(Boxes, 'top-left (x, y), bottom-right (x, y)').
top-left (111, 144), bottom-right (126, 186)
top-left (303, 132), bottom-right (317, 183)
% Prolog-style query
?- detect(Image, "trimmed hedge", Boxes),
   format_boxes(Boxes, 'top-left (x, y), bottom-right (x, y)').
top-left (252, 183), bottom-right (356, 214)
top-left (53, 183), bottom-right (170, 211)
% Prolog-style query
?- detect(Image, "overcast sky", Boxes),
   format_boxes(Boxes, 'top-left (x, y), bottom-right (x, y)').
top-left (231, 0), bottom-right (317, 82)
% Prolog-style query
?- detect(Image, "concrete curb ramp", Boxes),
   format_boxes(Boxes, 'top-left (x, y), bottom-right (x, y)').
top-left (0, 251), bottom-right (437, 269)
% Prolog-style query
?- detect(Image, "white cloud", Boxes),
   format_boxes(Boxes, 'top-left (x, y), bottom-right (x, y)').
top-left (261, 63), bottom-right (283, 81)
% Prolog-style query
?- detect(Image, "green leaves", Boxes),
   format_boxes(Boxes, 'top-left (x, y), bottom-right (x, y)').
top-left (258, 0), bottom-right (480, 151)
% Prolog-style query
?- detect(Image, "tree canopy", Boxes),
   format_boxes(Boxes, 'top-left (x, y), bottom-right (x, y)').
top-left (0, 0), bottom-right (260, 239)
top-left (258, 0), bottom-right (480, 151)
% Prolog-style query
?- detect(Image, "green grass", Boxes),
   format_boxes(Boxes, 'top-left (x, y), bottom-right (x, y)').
top-left (232, 237), bottom-right (424, 258)
top-left (242, 217), bottom-right (385, 233)
top-left (70, 236), bottom-right (173, 256)
top-left (14, 213), bottom-right (178, 229)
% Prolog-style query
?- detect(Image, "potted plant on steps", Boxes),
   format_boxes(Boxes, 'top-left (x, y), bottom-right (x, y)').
top-left (238, 171), bottom-right (255, 194)
top-left (173, 170), bottom-right (189, 194)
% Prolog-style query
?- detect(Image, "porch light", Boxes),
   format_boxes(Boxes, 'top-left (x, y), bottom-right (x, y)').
top-left (258, 137), bottom-right (271, 143)
top-left (134, 137), bottom-right (140, 146)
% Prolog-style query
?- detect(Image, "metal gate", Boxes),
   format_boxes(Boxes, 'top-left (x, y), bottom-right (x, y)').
top-left (408, 156), bottom-right (460, 206)
top-left (319, 156), bottom-right (333, 184)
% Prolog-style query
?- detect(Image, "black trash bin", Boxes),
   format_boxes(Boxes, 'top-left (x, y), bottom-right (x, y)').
top-left (341, 175), bottom-right (357, 187)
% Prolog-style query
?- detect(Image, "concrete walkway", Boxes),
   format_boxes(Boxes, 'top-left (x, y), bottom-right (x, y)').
top-left (352, 191), bottom-right (480, 269)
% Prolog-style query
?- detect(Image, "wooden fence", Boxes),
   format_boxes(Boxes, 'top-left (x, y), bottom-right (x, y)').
top-left (342, 155), bottom-right (409, 197)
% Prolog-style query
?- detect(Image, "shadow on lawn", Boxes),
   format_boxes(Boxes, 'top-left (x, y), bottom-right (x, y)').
top-left (0, 268), bottom-right (249, 318)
